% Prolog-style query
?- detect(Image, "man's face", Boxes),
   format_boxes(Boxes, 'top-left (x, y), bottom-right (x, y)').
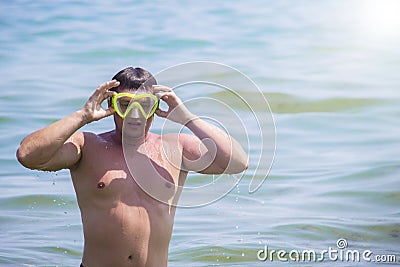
top-left (110, 88), bottom-right (156, 139)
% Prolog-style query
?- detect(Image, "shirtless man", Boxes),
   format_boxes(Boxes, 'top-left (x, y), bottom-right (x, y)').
top-left (16, 67), bottom-right (248, 267)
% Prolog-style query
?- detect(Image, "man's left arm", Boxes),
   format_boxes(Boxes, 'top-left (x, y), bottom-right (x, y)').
top-left (182, 120), bottom-right (249, 174)
top-left (153, 85), bottom-right (248, 174)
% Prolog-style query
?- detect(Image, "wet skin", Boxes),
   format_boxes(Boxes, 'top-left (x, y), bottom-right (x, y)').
top-left (71, 130), bottom-right (185, 267)
top-left (74, 88), bottom-right (186, 266)
top-left (16, 80), bottom-right (248, 267)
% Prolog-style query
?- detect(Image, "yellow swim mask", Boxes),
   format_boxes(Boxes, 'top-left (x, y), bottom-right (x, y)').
top-left (111, 93), bottom-right (159, 119)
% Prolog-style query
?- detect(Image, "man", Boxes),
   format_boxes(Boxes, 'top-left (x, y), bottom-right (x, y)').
top-left (17, 67), bottom-right (248, 267)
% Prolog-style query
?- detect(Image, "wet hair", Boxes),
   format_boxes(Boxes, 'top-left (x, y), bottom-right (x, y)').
top-left (110, 67), bottom-right (157, 92)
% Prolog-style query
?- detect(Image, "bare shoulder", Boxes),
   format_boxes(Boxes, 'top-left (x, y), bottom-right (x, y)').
top-left (74, 130), bottom-right (117, 156)
top-left (70, 130), bottom-right (117, 169)
top-left (69, 130), bottom-right (107, 144)
top-left (161, 132), bottom-right (198, 144)
top-left (96, 130), bottom-right (114, 141)
top-left (159, 132), bottom-right (195, 151)
top-left (161, 133), bottom-right (201, 159)
top-left (68, 131), bottom-right (85, 145)
top-left (68, 131), bottom-right (102, 147)
top-left (82, 130), bottom-right (117, 148)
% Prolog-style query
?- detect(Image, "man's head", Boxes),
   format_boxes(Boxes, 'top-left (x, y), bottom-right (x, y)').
top-left (109, 67), bottom-right (158, 139)
top-left (110, 67), bottom-right (157, 93)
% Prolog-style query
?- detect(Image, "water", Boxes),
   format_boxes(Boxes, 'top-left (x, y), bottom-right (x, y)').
top-left (1, 0), bottom-right (400, 266)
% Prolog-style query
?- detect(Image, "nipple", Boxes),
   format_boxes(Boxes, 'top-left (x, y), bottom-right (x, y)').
top-left (97, 182), bottom-right (105, 189)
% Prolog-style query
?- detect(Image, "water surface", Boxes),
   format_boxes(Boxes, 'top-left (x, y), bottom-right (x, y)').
top-left (1, 0), bottom-right (399, 266)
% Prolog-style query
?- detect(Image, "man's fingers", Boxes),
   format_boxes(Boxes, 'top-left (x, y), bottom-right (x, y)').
top-left (105, 91), bottom-right (116, 97)
top-left (152, 84), bottom-right (172, 90)
top-left (154, 92), bottom-right (166, 99)
top-left (93, 81), bottom-right (118, 102)
top-left (104, 107), bottom-right (116, 117)
top-left (106, 79), bottom-right (120, 89)
top-left (155, 109), bottom-right (168, 118)
top-left (159, 92), bottom-right (183, 107)
top-left (98, 80), bottom-right (120, 91)
top-left (160, 92), bottom-right (172, 100)
top-left (152, 85), bottom-right (172, 94)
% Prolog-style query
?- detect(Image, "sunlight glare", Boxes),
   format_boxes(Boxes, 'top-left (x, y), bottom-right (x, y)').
top-left (360, 0), bottom-right (400, 39)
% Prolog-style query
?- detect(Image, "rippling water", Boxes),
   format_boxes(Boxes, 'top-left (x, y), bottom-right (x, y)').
top-left (1, 0), bottom-right (399, 266)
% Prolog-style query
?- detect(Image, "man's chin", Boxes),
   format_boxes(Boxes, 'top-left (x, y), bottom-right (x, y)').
top-left (122, 123), bottom-right (146, 139)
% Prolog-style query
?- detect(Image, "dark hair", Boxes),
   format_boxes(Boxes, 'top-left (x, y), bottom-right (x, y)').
top-left (111, 67), bottom-right (157, 92)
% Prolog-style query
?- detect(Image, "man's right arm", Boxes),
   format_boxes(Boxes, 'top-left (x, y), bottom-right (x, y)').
top-left (16, 80), bottom-right (119, 171)
top-left (17, 111), bottom-right (87, 171)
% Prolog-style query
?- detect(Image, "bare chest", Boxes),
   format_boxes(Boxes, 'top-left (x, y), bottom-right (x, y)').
top-left (73, 141), bottom-right (182, 206)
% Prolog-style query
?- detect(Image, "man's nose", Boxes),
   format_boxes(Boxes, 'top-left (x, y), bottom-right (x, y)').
top-left (128, 107), bottom-right (140, 118)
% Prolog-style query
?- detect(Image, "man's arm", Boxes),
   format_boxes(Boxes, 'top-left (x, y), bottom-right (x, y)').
top-left (16, 80), bottom-right (119, 171)
top-left (153, 85), bottom-right (248, 174)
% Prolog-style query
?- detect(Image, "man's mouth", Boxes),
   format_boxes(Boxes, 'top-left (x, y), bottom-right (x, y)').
top-left (127, 121), bottom-right (143, 127)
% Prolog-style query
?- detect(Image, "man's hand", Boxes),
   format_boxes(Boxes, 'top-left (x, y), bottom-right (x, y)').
top-left (15, 80), bottom-right (120, 171)
top-left (81, 80), bottom-right (119, 123)
top-left (153, 85), bottom-right (197, 125)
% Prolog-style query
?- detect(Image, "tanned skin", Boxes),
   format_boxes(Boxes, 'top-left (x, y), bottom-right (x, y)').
top-left (17, 78), bottom-right (248, 267)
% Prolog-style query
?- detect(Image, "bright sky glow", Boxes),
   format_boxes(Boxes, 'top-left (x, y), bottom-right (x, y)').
top-left (360, 0), bottom-right (400, 39)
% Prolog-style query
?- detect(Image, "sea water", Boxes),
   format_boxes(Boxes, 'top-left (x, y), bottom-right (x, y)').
top-left (0, 0), bottom-right (399, 266)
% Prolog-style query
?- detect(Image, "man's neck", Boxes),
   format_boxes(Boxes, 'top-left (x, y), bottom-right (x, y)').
top-left (112, 130), bottom-right (149, 148)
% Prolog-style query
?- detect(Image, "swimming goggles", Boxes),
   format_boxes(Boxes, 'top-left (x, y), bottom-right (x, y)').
top-left (111, 93), bottom-right (159, 119)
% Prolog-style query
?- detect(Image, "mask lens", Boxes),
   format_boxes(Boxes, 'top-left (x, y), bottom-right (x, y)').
top-left (116, 96), bottom-right (131, 114)
top-left (135, 97), bottom-right (157, 117)
top-left (113, 93), bottom-right (158, 118)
